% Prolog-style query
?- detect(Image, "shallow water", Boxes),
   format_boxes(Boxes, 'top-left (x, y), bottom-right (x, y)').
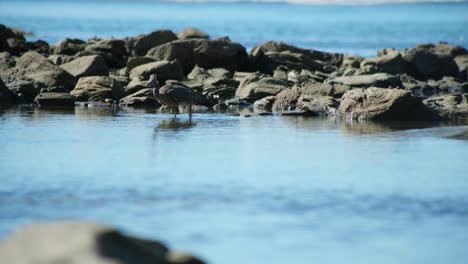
top-left (1, 1), bottom-right (467, 56)
top-left (0, 107), bottom-right (468, 263)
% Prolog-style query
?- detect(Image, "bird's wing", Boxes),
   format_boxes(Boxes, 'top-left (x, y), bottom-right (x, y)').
top-left (165, 86), bottom-right (196, 104)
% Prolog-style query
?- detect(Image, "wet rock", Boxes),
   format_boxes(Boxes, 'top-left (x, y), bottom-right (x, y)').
top-left (120, 88), bottom-right (160, 107)
top-left (14, 51), bottom-right (76, 91)
top-left (82, 38), bottom-right (128, 68)
top-left (403, 46), bottom-right (459, 80)
top-left (6, 80), bottom-right (38, 103)
top-left (129, 60), bottom-right (184, 84)
top-left (126, 57), bottom-right (156, 73)
top-left (235, 74), bottom-right (289, 102)
top-left (253, 95), bottom-right (276, 110)
top-left (0, 24), bottom-right (27, 55)
top-left (71, 76), bottom-right (124, 102)
top-left (127, 30), bottom-right (178, 56)
top-left (0, 78), bottom-right (15, 104)
top-left (360, 52), bottom-right (409, 75)
top-left (178, 27), bottom-right (209, 40)
top-left (328, 73), bottom-right (402, 88)
top-left (0, 221), bottom-right (205, 264)
top-left (51, 38), bottom-right (87, 55)
top-left (147, 37), bottom-right (248, 74)
top-left (34, 92), bottom-right (75, 107)
top-left (250, 41), bottom-right (343, 74)
top-left (297, 95), bottom-right (339, 116)
top-left (61, 55), bottom-right (109, 78)
top-left (338, 87), bottom-right (433, 120)
top-left (455, 54), bottom-right (468, 81)
top-left (423, 94), bottom-right (468, 121)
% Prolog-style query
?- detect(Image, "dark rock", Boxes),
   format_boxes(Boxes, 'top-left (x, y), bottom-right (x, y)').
top-left (423, 94), bottom-right (468, 121)
top-left (14, 51), bottom-right (76, 91)
top-left (455, 54), bottom-right (468, 81)
top-left (127, 30), bottom-right (178, 56)
top-left (50, 38), bottom-right (87, 55)
top-left (125, 78), bottom-right (150, 96)
top-left (0, 78), bottom-right (15, 104)
top-left (27, 40), bottom-right (50, 54)
top-left (129, 60), bottom-right (184, 84)
top-left (235, 74), bottom-right (289, 102)
top-left (341, 55), bottom-right (363, 68)
top-left (147, 37), bottom-right (248, 74)
top-left (249, 41), bottom-right (343, 74)
top-left (178, 27), bottom-right (209, 40)
top-left (126, 57), bottom-right (156, 73)
top-left (403, 46), bottom-right (459, 80)
top-left (61, 55), bottom-right (109, 78)
top-left (328, 73), bottom-right (402, 88)
top-left (71, 76), bottom-right (124, 102)
top-left (0, 24), bottom-right (27, 55)
top-left (338, 87), bottom-right (433, 120)
top-left (120, 88), bottom-right (160, 107)
top-left (34, 92), bottom-right (75, 107)
top-left (6, 80), bottom-right (38, 103)
top-left (253, 95), bottom-right (276, 110)
top-left (82, 38), bottom-right (128, 68)
top-left (360, 52), bottom-right (409, 75)
top-left (0, 52), bottom-right (16, 81)
top-left (0, 221), bottom-right (205, 264)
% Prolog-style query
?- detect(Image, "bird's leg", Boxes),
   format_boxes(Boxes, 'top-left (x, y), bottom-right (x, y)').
top-left (173, 107), bottom-right (177, 118)
top-left (189, 104), bottom-right (192, 123)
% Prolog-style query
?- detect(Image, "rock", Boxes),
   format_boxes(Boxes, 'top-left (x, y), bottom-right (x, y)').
top-left (187, 66), bottom-right (232, 80)
top-left (297, 95), bottom-right (339, 116)
top-left (71, 76), bottom-right (124, 102)
top-left (235, 74), bottom-right (289, 102)
top-left (423, 94), bottom-right (468, 121)
top-left (184, 66), bottom-right (236, 101)
top-left (34, 92), bottom-right (75, 107)
top-left (129, 60), bottom-right (184, 84)
top-left (455, 54), bottom-right (468, 81)
top-left (126, 57), bottom-right (156, 73)
top-left (48, 54), bottom-right (76, 65)
top-left (272, 86), bottom-right (302, 111)
top-left (0, 221), bottom-right (205, 264)
top-left (51, 38), bottom-right (87, 55)
top-left (432, 42), bottom-right (467, 58)
top-left (147, 37), bottom-right (248, 74)
top-left (178, 27), bottom-right (209, 40)
top-left (125, 78), bottom-right (151, 96)
top-left (403, 46), bottom-right (459, 80)
top-left (253, 95), bottom-right (276, 110)
top-left (299, 81), bottom-right (350, 98)
top-left (341, 55), bottom-right (363, 68)
top-left (14, 51), bottom-right (76, 91)
top-left (6, 80), bottom-right (38, 103)
top-left (360, 52), bottom-right (409, 75)
top-left (0, 78), bottom-right (15, 104)
top-left (328, 73), bottom-right (402, 88)
top-left (61, 55), bottom-right (109, 78)
top-left (120, 88), bottom-right (160, 107)
top-left (83, 38), bottom-right (128, 68)
top-left (0, 24), bottom-right (27, 55)
top-left (26, 40), bottom-right (50, 54)
top-left (435, 77), bottom-right (467, 94)
top-left (127, 30), bottom-right (178, 56)
top-left (338, 87), bottom-right (433, 120)
top-left (0, 52), bottom-right (16, 80)
top-left (249, 41), bottom-right (343, 74)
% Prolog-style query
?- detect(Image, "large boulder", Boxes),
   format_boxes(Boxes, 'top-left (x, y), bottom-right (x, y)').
top-left (120, 88), bottom-right (160, 107)
top-left (360, 52), bottom-right (409, 75)
top-left (178, 27), bottom-right (209, 40)
top-left (328, 73), bottom-right (402, 88)
top-left (235, 74), bottom-right (289, 102)
top-left (423, 94), bottom-right (468, 121)
top-left (455, 54), bottom-right (468, 81)
top-left (338, 87), bottom-right (433, 120)
top-left (431, 42), bottom-right (467, 58)
top-left (0, 52), bottom-right (16, 81)
top-left (129, 60), bottom-right (184, 84)
top-left (14, 51), bottom-right (76, 91)
top-left (127, 30), bottom-right (178, 56)
top-left (126, 57), bottom-right (156, 73)
top-left (0, 24), bottom-right (27, 55)
top-left (50, 38), bottom-right (87, 55)
top-left (71, 76), bottom-right (124, 102)
top-left (34, 92), bottom-right (75, 107)
top-left (0, 221), bottom-right (204, 264)
top-left (0, 78), bottom-right (15, 104)
top-left (272, 86), bottom-right (302, 111)
top-left (403, 46), bottom-right (459, 80)
top-left (61, 55), bottom-right (109, 78)
top-left (249, 41), bottom-right (343, 74)
top-left (299, 81), bottom-right (351, 98)
top-left (6, 80), bottom-right (38, 103)
top-left (146, 37), bottom-right (248, 74)
top-left (82, 38), bottom-right (128, 68)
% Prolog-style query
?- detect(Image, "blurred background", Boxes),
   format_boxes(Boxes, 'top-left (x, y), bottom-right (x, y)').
top-left (1, 0), bottom-right (467, 56)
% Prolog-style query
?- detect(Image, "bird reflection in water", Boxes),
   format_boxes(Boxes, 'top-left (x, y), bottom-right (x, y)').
top-left (155, 118), bottom-right (196, 130)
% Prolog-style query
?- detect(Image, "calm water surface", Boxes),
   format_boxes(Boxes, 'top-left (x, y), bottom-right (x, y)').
top-left (0, 1), bottom-right (467, 56)
top-left (0, 107), bottom-right (468, 263)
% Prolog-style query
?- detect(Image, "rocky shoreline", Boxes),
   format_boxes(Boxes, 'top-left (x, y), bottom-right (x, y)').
top-left (1, 24), bottom-right (468, 121)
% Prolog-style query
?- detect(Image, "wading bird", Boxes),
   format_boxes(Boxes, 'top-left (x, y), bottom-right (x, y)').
top-left (148, 74), bottom-right (195, 120)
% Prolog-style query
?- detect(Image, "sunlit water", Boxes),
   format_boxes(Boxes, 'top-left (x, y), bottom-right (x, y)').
top-left (0, 106), bottom-right (468, 263)
top-left (0, 0), bottom-right (467, 56)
